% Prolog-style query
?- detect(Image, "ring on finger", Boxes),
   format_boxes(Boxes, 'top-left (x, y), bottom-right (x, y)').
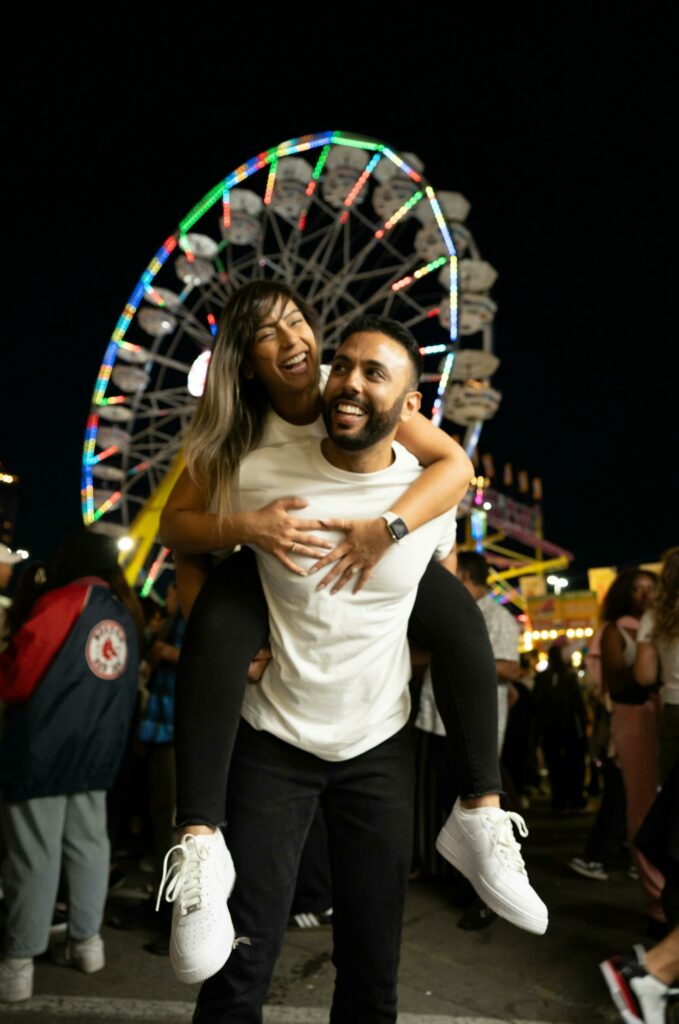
top-left (348, 565), bottom-right (359, 575)
top-left (291, 542), bottom-right (297, 554)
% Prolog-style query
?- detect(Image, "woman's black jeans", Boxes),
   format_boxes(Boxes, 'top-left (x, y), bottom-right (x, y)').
top-left (174, 548), bottom-right (501, 829)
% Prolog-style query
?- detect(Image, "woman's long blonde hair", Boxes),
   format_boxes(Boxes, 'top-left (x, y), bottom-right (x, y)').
top-left (183, 280), bottom-right (319, 519)
top-left (652, 547), bottom-right (679, 642)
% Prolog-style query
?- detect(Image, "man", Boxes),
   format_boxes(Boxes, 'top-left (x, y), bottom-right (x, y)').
top-left (456, 551), bottom-right (521, 750)
top-left (176, 318), bottom-right (455, 1022)
top-left (162, 318), bottom-right (545, 1021)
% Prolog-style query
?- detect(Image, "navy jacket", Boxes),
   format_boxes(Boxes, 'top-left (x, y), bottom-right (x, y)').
top-left (0, 582), bottom-right (138, 802)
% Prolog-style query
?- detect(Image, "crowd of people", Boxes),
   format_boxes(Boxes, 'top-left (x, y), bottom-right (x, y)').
top-left (0, 284), bottom-right (676, 1023)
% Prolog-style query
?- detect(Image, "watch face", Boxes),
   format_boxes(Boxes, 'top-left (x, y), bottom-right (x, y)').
top-left (389, 517), bottom-right (409, 541)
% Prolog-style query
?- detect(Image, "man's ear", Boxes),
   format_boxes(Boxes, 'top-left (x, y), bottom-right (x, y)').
top-left (399, 390), bottom-right (422, 423)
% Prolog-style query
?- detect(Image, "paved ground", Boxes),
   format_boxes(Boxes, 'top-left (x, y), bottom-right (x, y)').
top-left (0, 796), bottom-right (651, 1023)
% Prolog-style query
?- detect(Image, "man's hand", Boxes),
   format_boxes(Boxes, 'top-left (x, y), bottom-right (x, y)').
top-left (309, 518), bottom-right (393, 594)
top-left (247, 646), bottom-right (272, 682)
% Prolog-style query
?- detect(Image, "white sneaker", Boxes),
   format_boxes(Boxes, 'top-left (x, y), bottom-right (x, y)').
top-left (51, 933), bottom-right (105, 973)
top-left (0, 958), bottom-right (33, 1002)
top-left (436, 799), bottom-right (549, 935)
top-left (157, 830), bottom-right (236, 985)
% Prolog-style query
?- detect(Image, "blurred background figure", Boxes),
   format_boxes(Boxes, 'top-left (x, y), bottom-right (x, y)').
top-left (0, 544), bottom-right (22, 652)
top-left (533, 641), bottom-right (588, 815)
top-left (600, 568), bottom-right (664, 935)
top-left (0, 529), bottom-right (142, 1003)
top-left (137, 581), bottom-right (184, 956)
top-left (503, 651), bottom-right (539, 808)
top-left (634, 547), bottom-right (679, 782)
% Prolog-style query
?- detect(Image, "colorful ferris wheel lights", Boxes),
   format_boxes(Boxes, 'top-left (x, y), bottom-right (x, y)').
top-left (374, 190), bottom-right (424, 240)
top-left (83, 414), bottom-right (99, 466)
top-left (92, 445), bottom-right (120, 464)
top-left (92, 491), bottom-right (122, 522)
top-left (382, 147), bottom-right (422, 182)
top-left (425, 186), bottom-right (456, 256)
top-left (311, 144), bottom-right (332, 182)
top-left (207, 313), bottom-right (218, 337)
top-left (427, 307), bottom-right (441, 318)
top-left (419, 344), bottom-right (449, 355)
top-left (140, 546), bottom-right (172, 598)
top-left (414, 255), bottom-right (447, 280)
top-left (391, 275), bottom-right (414, 292)
top-left (448, 254), bottom-right (459, 341)
top-left (181, 235), bottom-right (196, 263)
top-left (297, 210), bottom-right (308, 232)
top-left (343, 152), bottom-right (382, 208)
top-left (431, 351), bottom-right (456, 426)
top-left (264, 156), bottom-right (279, 206)
top-left (330, 134), bottom-right (382, 153)
top-left (276, 133), bottom-right (333, 159)
top-left (222, 184), bottom-right (231, 229)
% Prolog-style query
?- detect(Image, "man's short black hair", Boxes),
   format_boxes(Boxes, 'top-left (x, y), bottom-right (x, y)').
top-left (457, 551), bottom-right (489, 586)
top-left (338, 314), bottom-right (422, 388)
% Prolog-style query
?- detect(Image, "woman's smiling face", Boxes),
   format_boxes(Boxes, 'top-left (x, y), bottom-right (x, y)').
top-left (246, 297), bottom-right (319, 398)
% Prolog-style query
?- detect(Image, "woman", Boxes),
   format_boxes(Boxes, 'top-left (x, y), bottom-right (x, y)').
top-left (635, 547), bottom-right (679, 781)
top-left (600, 568), bottom-right (665, 930)
top-left (0, 530), bottom-right (142, 1004)
top-left (158, 281), bottom-right (547, 985)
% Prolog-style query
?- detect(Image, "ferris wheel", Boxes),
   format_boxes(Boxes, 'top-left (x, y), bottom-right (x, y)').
top-left (82, 131), bottom-right (501, 588)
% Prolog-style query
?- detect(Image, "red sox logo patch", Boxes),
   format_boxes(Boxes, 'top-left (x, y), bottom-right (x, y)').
top-left (86, 620), bottom-right (128, 680)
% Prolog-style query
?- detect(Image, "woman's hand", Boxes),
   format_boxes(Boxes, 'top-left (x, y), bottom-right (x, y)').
top-left (309, 518), bottom-right (393, 594)
top-left (246, 498), bottom-right (334, 575)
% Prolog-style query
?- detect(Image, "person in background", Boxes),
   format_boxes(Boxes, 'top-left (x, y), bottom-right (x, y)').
top-left (602, 569), bottom-right (664, 935)
top-left (533, 641), bottom-right (589, 815)
top-left (502, 651), bottom-right (539, 806)
top-left (600, 758), bottom-right (679, 1024)
top-left (634, 547), bottom-right (679, 781)
top-left (137, 581), bottom-right (185, 956)
top-left (453, 551), bottom-right (521, 751)
top-left (0, 544), bottom-right (22, 652)
top-left (0, 529), bottom-right (142, 1004)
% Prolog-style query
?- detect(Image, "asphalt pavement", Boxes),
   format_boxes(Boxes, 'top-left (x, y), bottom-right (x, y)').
top-left (0, 795), bottom-right (649, 1024)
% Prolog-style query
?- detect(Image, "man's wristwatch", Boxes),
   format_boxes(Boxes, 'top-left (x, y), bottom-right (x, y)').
top-left (381, 511), bottom-right (409, 543)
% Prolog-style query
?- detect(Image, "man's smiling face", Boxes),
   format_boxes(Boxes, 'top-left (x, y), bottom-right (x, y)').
top-left (322, 331), bottom-right (420, 451)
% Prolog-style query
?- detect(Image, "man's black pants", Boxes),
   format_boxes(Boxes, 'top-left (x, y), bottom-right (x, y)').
top-left (194, 720), bottom-right (414, 1024)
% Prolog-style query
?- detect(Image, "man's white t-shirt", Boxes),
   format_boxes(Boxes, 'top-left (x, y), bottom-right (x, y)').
top-left (234, 437), bottom-right (456, 761)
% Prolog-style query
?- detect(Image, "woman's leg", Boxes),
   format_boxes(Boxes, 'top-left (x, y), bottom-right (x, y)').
top-left (611, 701), bottom-right (666, 921)
top-left (409, 563), bottom-right (548, 935)
top-left (408, 562), bottom-right (501, 799)
top-left (174, 548), bottom-right (269, 829)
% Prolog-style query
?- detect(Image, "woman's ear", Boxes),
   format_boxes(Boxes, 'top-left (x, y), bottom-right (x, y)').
top-left (242, 360), bottom-right (254, 380)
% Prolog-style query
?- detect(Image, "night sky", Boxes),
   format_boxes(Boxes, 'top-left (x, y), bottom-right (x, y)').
top-left (3, 15), bottom-right (677, 583)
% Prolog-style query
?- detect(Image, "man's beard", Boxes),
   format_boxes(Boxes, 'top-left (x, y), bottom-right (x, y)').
top-left (322, 391), bottom-right (405, 451)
